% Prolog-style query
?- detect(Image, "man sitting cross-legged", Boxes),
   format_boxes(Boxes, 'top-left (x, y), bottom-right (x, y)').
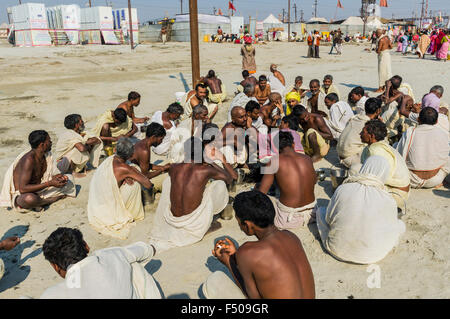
top-left (87, 137), bottom-right (152, 239)
top-left (0, 130), bottom-right (76, 212)
top-left (149, 136), bottom-right (235, 253)
top-left (55, 114), bottom-right (102, 177)
top-left (91, 108), bottom-right (137, 155)
top-left (396, 107), bottom-right (449, 189)
top-left (257, 131), bottom-right (317, 229)
top-left (202, 190), bottom-right (315, 299)
top-left (130, 123), bottom-right (171, 205)
top-left (293, 105), bottom-right (333, 163)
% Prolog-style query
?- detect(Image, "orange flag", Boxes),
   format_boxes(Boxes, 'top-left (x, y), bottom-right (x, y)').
top-left (380, 0), bottom-right (388, 7)
top-left (337, 0), bottom-right (343, 9)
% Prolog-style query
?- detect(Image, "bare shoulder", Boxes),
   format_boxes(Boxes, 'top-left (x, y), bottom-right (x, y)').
top-left (18, 151), bottom-right (35, 168)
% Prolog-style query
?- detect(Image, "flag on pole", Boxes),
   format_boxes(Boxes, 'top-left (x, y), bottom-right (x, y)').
top-left (229, 1), bottom-right (236, 11)
top-left (337, 0), bottom-right (343, 9)
top-left (380, 0), bottom-right (388, 7)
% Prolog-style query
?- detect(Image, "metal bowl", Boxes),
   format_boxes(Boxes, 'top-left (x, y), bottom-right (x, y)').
top-left (330, 165), bottom-right (348, 190)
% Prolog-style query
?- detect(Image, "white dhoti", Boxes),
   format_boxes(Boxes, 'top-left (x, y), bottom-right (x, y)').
top-left (202, 271), bottom-right (246, 299)
top-left (55, 129), bottom-right (102, 173)
top-left (149, 177), bottom-right (228, 253)
top-left (0, 150), bottom-right (76, 213)
top-left (409, 166), bottom-right (449, 189)
top-left (378, 50), bottom-right (392, 88)
top-left (87, 156), bottom-right (144, 240)
top-left (271, 197), bottom-right (317, 229)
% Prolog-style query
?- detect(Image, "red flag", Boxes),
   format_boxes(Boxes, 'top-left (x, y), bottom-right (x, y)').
top-left (337, 0), bottom-right (343, 9)
top-left (229, 1), bottom-right (236, 11)
top-left (380, 0), bottom-right (388, 7)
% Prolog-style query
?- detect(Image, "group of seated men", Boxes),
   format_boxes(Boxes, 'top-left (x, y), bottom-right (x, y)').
top-left (1, 67), bottom-right (448, 299)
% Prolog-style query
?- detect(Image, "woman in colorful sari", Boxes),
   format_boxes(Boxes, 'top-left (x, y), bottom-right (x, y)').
top-left (416, 32), bottom-right (431, 59)
top-left (436, 30), bottom-right (449, 61)
top-left (427, 31), bottom-right (438, 54)
top-left (401, 33), bottom-right (409, 55)
top-left (396, 33), bottom-right (404, 52)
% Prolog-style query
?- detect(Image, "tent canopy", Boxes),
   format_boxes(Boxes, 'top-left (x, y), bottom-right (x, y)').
top-left (341, 16), bottom-right (364, 26)
top-left (308, 17), bottom-right (328, 23)
top-left (263, 14), bottom-right (282, 24)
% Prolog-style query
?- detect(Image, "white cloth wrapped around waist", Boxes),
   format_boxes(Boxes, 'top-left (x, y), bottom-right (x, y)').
top-left (149, 177), bottom-right (229, 253)
top-left (276, 199), bottom-right (317, 223)
top-left (0, 150), bottom-right (76, 210)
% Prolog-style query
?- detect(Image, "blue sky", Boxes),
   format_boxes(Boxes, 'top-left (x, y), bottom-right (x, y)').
top-left (2, 0), bottom-right (449, 24)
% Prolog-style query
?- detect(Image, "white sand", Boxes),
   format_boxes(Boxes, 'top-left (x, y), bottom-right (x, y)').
top-left (0, 40), bottom-right (449, 299)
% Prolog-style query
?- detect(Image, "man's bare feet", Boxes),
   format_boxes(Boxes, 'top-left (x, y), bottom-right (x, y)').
top-left (433, 183), bottom-right (443, 189)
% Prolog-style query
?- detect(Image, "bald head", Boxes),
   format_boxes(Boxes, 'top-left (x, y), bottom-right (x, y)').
top-left (231, 106), bottom-right (245, 119)
top-left (269, 92), bottom-right (282, 104)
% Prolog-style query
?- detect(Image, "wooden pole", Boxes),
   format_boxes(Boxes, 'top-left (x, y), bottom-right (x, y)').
top-left (128, 0), bottom-right (134, 50)
top-left (189, 0), bottom-right (200, 86)
top-left (89, 0), bottom-right (92, 7)
top-left (288, 0), bottom-right (291, 41)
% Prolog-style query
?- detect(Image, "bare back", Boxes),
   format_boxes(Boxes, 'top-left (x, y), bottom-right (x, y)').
top-left (276, 151), bottom-right (316, 207)
top-left (236, 230), bottom-right (315, 299)
top-left (169, 163), bottom-right (220, 217)
top-left (204, 77), bottom-right (222, 94)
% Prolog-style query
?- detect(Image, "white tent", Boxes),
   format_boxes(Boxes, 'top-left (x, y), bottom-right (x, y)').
top-left (308, 17), bottom-right (328, 23)
top-left (341, 16), bottom-right (364, 26)
top-left (263, 14), bottom-right (282, 24)
top-left (366, 17), bottom-right (385, 29)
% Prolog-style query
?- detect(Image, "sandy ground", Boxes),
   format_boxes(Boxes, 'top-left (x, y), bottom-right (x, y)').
top-left (0, 40), bottom-right (449, 299)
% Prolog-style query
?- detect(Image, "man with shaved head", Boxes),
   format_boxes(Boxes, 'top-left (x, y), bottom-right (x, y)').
top-left (268, 64), bottom-right (286, 98)
top-left (221, 106), bottom-right (249, 168)
top-left (376, 28), bottom-right (393, 93)
top-left (259, 92), bottom-right (283, 134)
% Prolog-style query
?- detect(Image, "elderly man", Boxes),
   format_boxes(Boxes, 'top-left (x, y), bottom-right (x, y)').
top-left (348, 86), bottom-right (368, 115)
top-left (288, 76), bottom-right (307, 98)
top-left (91, 108), bottom-right (137, 155)
top-left (130, 123), bottom-right (170, 199)
top-left (254, 75), bottom-right (271, 106)
top-left (375, 28), bottom-right (393, 93)
top-left (149, 137), bottom-right (235, 252)
top-left (150, 103), bottom-right (184, 158)
top-left (87, 138), bottom-right (152, 239)
top-left (55, 114), bottom-right (102, 176)
top-left (182, 83), bottom-right (218, 121)
top-left (397, 107), bottom-right (449, 189)
top-left (222, 106), bottom-right (249, 168)
top-left (41, 227), bottom-right (161, 299)
top-left (0, 130), bottom-right (76, 212)
top-left (320, 75), bottom-right (340, 100)
top-left (359, 120), bottom-right (410, 208)
top-left (301, 79), bottom-right (328, 118)
top-left (203, 190), bottom-right (315, 299)
top-left (169, 105), bottom-right (210, 164)
top-left (117, 91), bottom-right (149, 124)
top-left (293, 105), bottom-right (333, 163)
top-left (260, 93), bottom-right (282, 132)
top-left (228, 83), bottom-right (258, 122)
top-left (257, 131), bottom-right (317, 229)
top-left (324, 93), bottom-right (354, 140)
top-left (200, 70), bottom-right (228, 104)
top-left (337, 98), bottom-right (382, 168)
